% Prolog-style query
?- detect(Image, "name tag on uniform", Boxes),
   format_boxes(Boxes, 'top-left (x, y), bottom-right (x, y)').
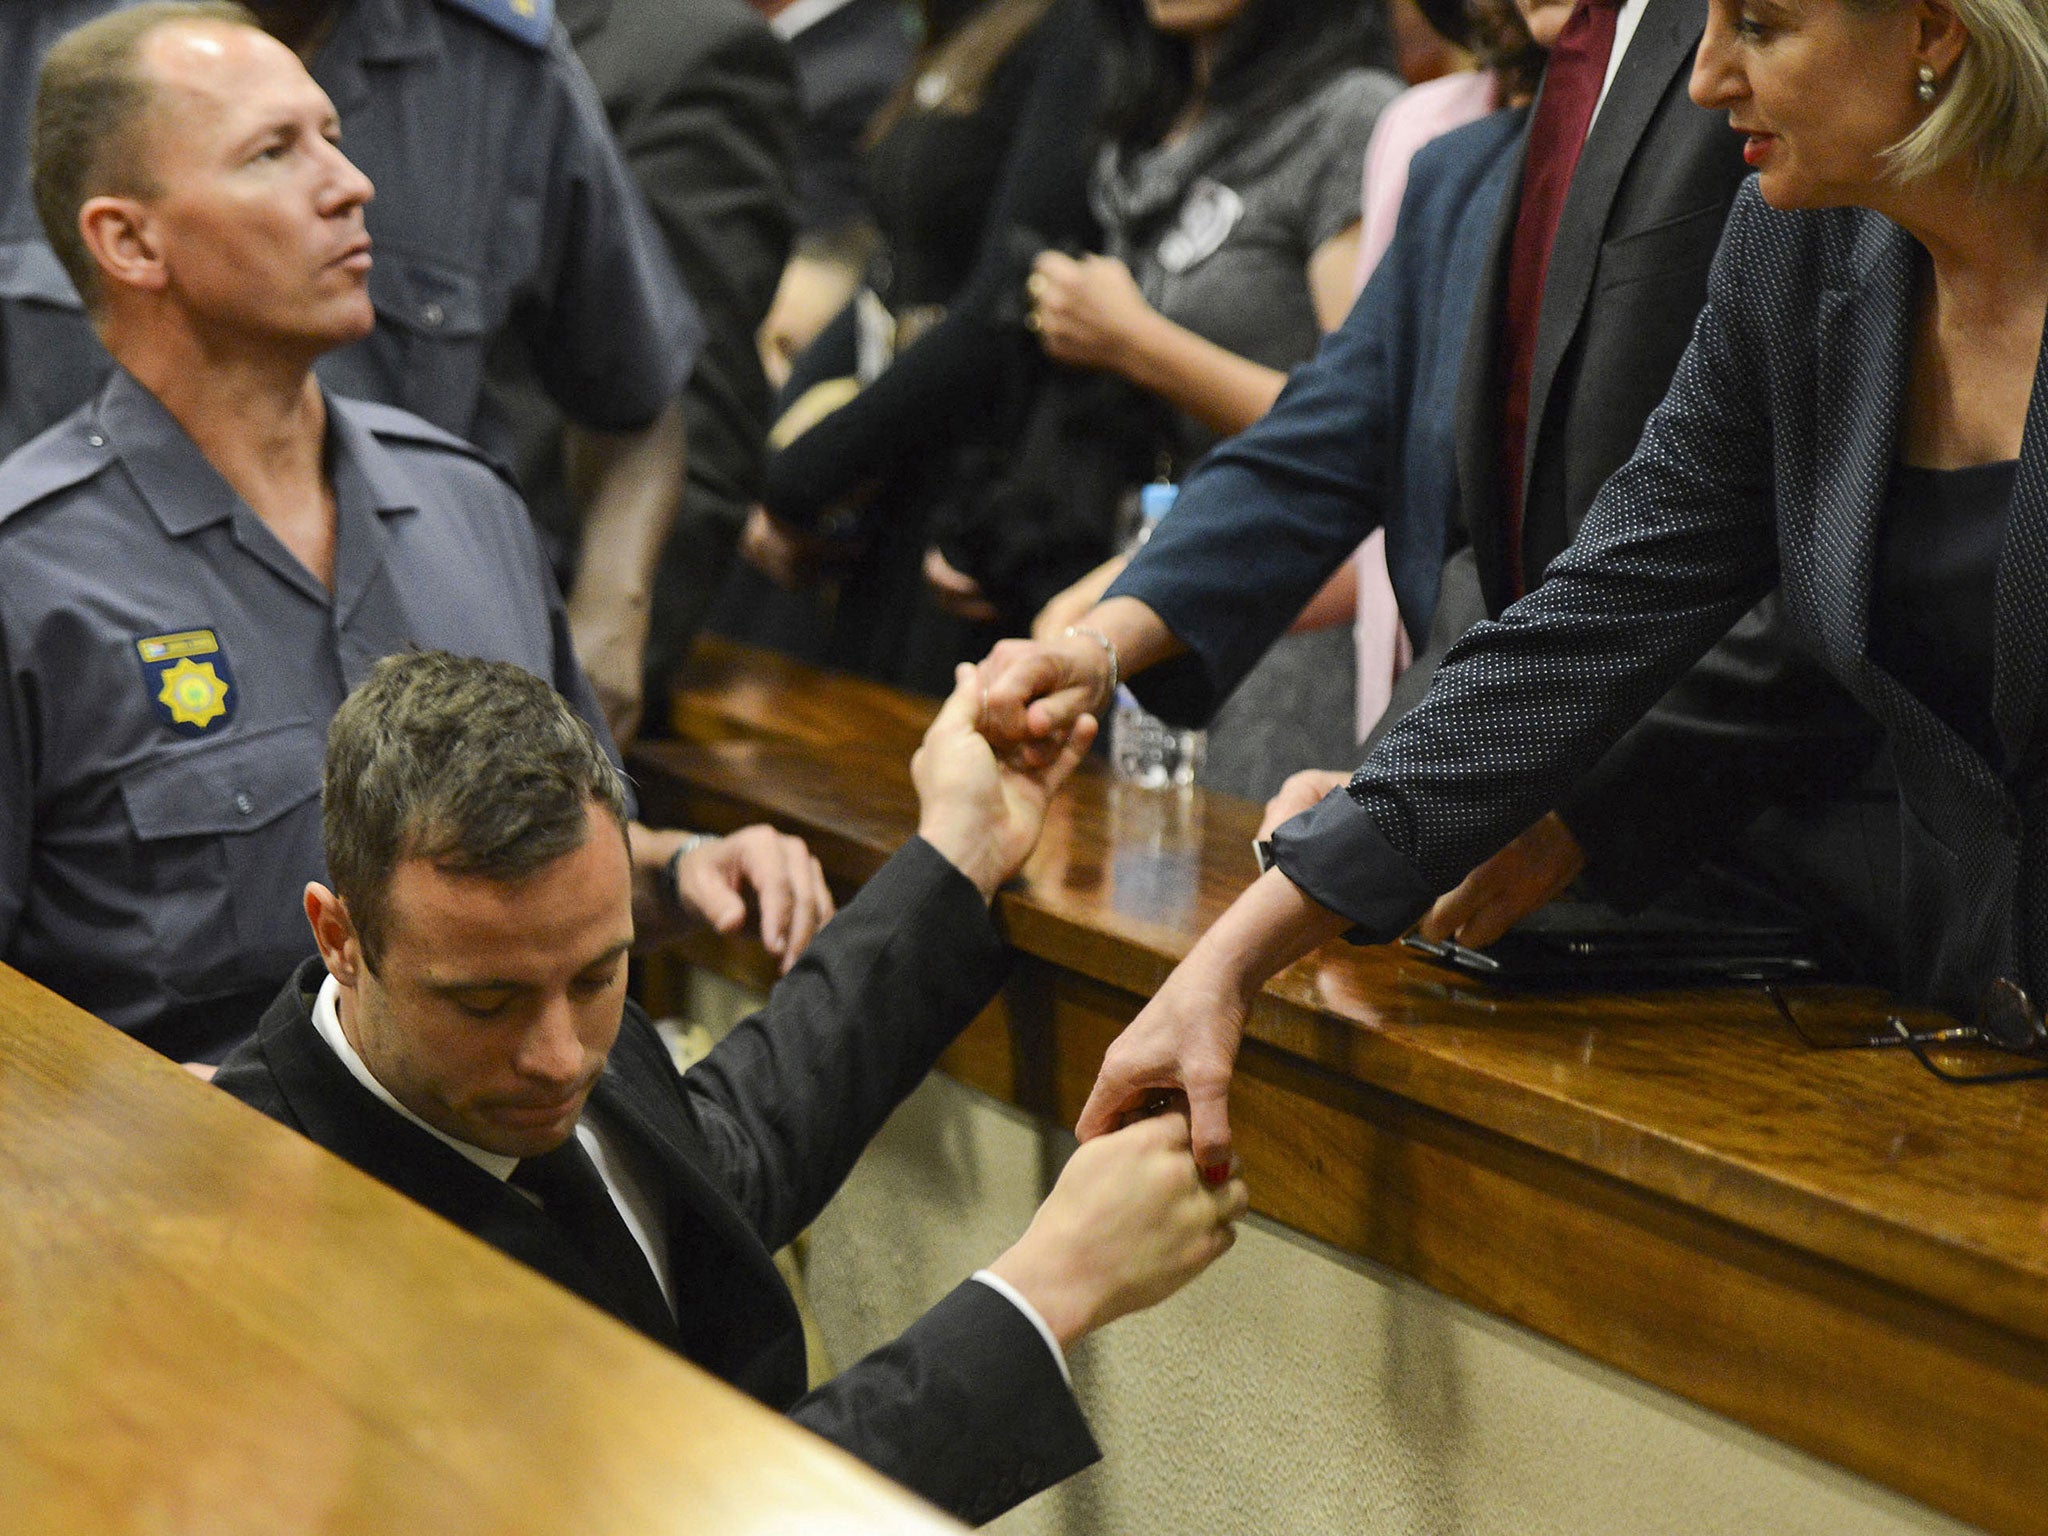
top-left (136, 629), bottom-right (237, 736)
top-left (1157, 181), bottom-right (1244, 275)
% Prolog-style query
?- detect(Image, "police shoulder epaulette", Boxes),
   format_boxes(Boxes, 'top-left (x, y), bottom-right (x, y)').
top-left (0, 419), bottom-right (115, 530)
top-left (340, 399), bottom-right (520, 486)
top-left (433, 0), bottom-right (554, 49)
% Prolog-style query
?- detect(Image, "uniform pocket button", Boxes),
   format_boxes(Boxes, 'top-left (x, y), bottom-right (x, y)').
top-left (234, 791), bottom-right (255, 816)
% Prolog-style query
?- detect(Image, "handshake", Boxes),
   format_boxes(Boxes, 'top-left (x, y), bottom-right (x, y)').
top-left (946, 599), bottom-right (1586, 1191)
top-left (904, 660), bottom-right (1251, 1351)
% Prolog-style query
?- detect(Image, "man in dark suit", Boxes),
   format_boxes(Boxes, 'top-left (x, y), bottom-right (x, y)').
top-left (218, 650), bottom-right (1248, 1526)
top-left (981, 0), bottom-right (1890, 991)
top-left (975, 0), bottom-right (1906, 1174)
top-left (758, 0), bottom-right (914, 245)
top-left (750, 0), bottom-right (916, 386)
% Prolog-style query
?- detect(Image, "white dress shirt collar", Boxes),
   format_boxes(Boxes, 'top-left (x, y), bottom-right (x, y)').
top-left (1591, 0), bottom-right (1651, 129)
top-left (309, 976), bottom-right (1056, 1368)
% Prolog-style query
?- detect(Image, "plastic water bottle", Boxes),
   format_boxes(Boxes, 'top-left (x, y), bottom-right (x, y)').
top-left (1111, 484), bottom-right (1206, 788)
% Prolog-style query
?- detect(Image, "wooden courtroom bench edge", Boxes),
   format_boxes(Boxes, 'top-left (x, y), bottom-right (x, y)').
top-left (631, 642), bottom-right (2048, 1349)
top-left (0, 960), bottom-right (962, 1536)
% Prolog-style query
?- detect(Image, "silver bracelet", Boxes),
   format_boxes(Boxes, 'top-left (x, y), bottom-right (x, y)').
top-left (664, 832), bottom-right (713, 900)
top-left (1062, 624), bottom-right (1120, 714)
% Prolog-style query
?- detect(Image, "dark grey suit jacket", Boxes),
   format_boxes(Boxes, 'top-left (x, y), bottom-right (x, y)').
top-left (1277, 183), bottom-right (2044, 1018)
top-left (216, 839), bottom-right (1098, 1526)
top-left (1415, 0), bottom-right (1890, 905)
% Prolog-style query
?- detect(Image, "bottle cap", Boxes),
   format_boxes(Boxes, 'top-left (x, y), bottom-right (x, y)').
top-left (1140, 481), bottom-right (1178, 525)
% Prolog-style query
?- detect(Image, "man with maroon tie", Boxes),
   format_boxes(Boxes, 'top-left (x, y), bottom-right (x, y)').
top-left (980, 0), bottom-right (1898, 1066)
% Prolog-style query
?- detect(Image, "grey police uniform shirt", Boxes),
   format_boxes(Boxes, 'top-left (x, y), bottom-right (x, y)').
top-left (0, 370), bottom-right (621, 1051)
top-left (0, 0), bottom-right (702, 463)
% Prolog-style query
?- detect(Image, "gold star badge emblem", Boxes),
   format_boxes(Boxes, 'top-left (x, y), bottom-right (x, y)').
top-left (157, 658), bottom-right (231, 730)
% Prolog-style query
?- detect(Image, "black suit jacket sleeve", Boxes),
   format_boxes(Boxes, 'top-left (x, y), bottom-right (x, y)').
top-left (678, 834), bottom-right (1102, 1517)
top-left (791, 1280), bottom-right (1097, 1526)
top-left (681, 835), bottom-right (1013, 1253)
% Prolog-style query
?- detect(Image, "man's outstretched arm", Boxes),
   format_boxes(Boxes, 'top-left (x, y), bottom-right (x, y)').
top-left (681, 666), bottom-right (1096, 1248)
top-left (789, 1110), bottom-right (1247, 1526)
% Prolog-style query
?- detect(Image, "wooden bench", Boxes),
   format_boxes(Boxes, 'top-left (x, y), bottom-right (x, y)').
top-left (630, 637), bottom-right (2048, 1536)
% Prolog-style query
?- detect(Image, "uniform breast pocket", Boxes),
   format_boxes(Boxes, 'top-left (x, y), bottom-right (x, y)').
top-left (348, 255), bottom-right (493, 431)
top-left (1593, 204), bottom-right (1730, 297)
top-left (118, 720), bottom-right (328, 1003)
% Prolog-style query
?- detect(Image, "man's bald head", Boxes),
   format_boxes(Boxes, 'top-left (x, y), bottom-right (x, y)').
top-left (31, 2), bottom-right (260, 311)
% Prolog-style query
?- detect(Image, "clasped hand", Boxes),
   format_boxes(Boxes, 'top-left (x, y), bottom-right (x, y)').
top-left (975, 632), bottom-right (1113, 770)
top-left (1027, 251), bottom-right (1156, 373)
top-left (988, 1110), bottom-right (1249, 1349)
top-left (913, 664), bottom-right (1098, 900)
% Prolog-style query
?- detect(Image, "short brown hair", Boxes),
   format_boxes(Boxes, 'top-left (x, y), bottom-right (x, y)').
top-left (30, 1), bottom-right (258, 310)
top-left (323, 652), bottom-right (630, 971)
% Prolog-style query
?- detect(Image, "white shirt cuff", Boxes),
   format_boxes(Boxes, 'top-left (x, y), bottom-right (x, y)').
top-left (969, 1270), bottom-right (1072, 1387)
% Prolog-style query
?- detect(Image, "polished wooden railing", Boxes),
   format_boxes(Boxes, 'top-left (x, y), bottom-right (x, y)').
top-left (0, 960), bottom-right (961, 1535)
top-left (631, 638), bottom-right (2048, 1536)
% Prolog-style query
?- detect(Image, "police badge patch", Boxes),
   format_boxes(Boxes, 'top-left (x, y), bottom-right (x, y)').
top-left (136, 630), bottom-right (236, 737)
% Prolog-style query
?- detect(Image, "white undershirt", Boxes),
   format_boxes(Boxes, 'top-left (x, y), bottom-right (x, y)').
top-left (308, 975), bottom-right (1067, 1381)
top-left (1591, 0), bottom-right (1650, 130)
top-left (767, 0), bottom-right (862, 41)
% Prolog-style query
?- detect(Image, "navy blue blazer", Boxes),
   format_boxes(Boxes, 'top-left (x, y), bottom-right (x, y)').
top-left (1275, 180), bottom-right (2047, 1017)
top-left (1106, 108), bottom-right (1525, 719)
top-left (1105, 108), bottom-right (1523, 720)
top-left (1117, 0), bottom-right (1891, 922)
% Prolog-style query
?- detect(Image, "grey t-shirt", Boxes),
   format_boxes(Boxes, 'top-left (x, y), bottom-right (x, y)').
top-left (1096, 67), bottom-right (1401, 471)
top-left (1095, 67), bottom-right (1399, 801)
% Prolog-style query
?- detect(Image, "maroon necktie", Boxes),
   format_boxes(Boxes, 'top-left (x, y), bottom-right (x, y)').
top-left (1498, 0), bottom-right (1623, 598)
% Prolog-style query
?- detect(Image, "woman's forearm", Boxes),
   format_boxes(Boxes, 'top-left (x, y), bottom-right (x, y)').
top-left (1185, 865), bottom-right (1355, 1000)
top-left (1114, 309), bottom-right (1291, 438)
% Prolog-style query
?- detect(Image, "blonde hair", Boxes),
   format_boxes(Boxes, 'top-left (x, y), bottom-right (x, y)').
top-left (1874, 0), bottom-right (2048, 183)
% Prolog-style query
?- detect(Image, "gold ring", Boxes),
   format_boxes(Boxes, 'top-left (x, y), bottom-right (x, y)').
top-left (1026, 271), bottom-right (1048, 299)
top-left (1025, 309), bottom-right (1042, 333)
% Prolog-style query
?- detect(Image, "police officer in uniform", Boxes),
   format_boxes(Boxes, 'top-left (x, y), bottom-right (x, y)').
top-left (1, 0), bottom-right (704, 735)
top-left (2, 0), bottom-right (699, 458)
top-left (0, 4), bottom-right (828, 1062)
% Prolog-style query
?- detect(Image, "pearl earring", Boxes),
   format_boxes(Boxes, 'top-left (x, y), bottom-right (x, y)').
top-left (1916, 64), bottom-right (1938, 103)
